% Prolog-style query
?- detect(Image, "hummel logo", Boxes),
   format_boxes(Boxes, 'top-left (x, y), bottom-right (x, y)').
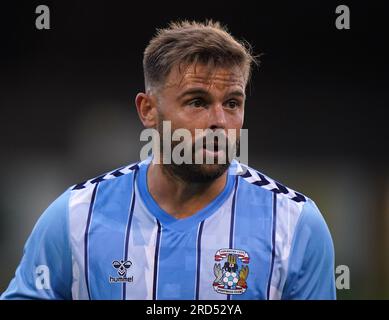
top-left (109, 260), bottom-right (133, 283)
top-left (112, 260), bottom-right (132, 277)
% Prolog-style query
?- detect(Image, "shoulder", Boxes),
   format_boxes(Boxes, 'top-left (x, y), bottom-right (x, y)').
top-left (28, 188), bottom-right (72, 245)
top-left (292, 198), bottom-right (334, 259)
top-left (70, 161), bottom-right (140, 191)
top-left (235, 162), bottom-right (307, 205)
top-left (236, 163), bottom-right (335, 299)
top-left (234, 162), bottom-right (331, 240)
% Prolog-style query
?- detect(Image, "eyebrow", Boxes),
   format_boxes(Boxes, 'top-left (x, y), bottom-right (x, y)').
top-left (177, 88), bottom-right (245, 100)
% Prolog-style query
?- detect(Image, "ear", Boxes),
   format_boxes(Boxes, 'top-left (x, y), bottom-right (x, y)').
top-left (135, 92), bottom-right (157, 128)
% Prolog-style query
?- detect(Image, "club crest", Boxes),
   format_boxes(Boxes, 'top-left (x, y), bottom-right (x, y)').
top-left (213, 248), bottom-right (250, 295)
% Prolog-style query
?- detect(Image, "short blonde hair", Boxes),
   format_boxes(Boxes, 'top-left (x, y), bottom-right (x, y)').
top-left (143, 20), bottom-right (257, 91)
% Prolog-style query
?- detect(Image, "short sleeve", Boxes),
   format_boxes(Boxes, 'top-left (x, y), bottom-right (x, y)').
top-left (1, 189), bottom-right (73, 300)
top-left (281, 199), bottom-right (336, 300)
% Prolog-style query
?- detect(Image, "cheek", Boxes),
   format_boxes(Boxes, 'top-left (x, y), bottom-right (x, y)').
top-left (227, 112), bottom-right (244, 129)
top-left (175, 112), bottom-right (209, 130)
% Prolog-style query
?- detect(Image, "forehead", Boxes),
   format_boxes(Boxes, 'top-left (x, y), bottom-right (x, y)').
top-left (164, 63), bottom-right (246, 92)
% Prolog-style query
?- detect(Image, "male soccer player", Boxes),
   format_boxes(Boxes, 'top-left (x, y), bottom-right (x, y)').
top-left (1, 21), bottom-right (336, 300)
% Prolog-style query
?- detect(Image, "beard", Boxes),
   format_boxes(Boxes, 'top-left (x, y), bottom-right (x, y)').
top-left (164, 160), bottom-right (230, 184)
top-left (156, 116), bottom-right (239, 184)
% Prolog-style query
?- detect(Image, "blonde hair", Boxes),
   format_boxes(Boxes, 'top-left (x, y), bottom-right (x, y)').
top-left (143, 20), bottom-right (257, 91)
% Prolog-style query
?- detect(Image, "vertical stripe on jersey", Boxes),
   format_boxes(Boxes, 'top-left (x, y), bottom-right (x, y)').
top-left (227, 177), bottom-right (239, 301)
top-left (156, 223), bottom-right (198, 299)
top-left (229, 177), bottom-right (239, 249)
top-left (87, 173), bottom-right (136, 299)
top-left (268, 194), bottom-right (305, 299)
top-left (84, 183), bottom-right (99, 300)
top-left (195, 187), bottom-right (236, 300)
top-left (230, 178), bottom-right (274, 300)
top-left (267, 192), bottom-right (277, 299)
top-left (69, 183), bottom-right (99, 299)
top-left (122, 170), bottom-right (138, 299)
top-left (123, 182), bottom-right (161, 299)
top-left (152, 220), bottom-right (162, 300)
top-left (195, 221), bottom-right (205, 300)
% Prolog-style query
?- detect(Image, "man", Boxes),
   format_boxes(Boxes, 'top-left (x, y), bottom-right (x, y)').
top-left (1, 20), bottom-right (336, 300)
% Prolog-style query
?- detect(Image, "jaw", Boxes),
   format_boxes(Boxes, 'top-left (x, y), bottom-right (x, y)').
top-left (163, 161), bottom-right (230, 184)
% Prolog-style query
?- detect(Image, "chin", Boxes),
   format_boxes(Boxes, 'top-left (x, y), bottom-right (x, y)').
top-left (166, 162), bottom-right (230, 184)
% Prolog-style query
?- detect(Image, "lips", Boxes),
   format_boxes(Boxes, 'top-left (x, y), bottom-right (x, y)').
top-left (193, 135), bottom-right (228, 155)
top-left (203, 141), bottom-right (219, 151)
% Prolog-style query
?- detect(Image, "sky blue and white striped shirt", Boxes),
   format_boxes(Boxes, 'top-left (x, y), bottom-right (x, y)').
top-left (1, 157), bottom-right (336, 300)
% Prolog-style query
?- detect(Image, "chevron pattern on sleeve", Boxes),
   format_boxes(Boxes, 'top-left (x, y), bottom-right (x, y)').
top-left (240, 166), bottom-right (307, 203)
top-left (71, 163), bottom-right (139, 190)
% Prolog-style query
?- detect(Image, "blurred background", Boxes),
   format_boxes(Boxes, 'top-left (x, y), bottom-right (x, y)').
top-left (0, 0), bottom-right (388, 299)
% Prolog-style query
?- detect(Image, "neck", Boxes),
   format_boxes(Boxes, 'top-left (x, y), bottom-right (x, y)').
top-left (147, 163), bottom-right (228, 219)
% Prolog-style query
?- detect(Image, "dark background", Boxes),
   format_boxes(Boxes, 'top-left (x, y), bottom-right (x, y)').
top-left (0, 0), bottom-right (388, 299)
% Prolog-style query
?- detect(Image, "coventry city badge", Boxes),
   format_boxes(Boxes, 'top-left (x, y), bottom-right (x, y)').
top-left (213, 248), bottom-right (250, 295)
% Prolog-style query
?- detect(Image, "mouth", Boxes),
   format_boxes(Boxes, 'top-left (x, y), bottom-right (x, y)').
top-left (191, 135), bottom-right (229, 164)
top-left (201, 139), bottom-right (227, 162)
top-left (203, 141), bottom-right (219, 152)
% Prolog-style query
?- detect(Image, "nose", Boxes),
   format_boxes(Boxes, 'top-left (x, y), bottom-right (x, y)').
top-left (208, 103), bottom-right (226, 130)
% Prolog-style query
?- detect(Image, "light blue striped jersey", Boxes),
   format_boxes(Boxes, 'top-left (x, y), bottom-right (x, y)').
top-left (1, 158), bottom-right (336, 300)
